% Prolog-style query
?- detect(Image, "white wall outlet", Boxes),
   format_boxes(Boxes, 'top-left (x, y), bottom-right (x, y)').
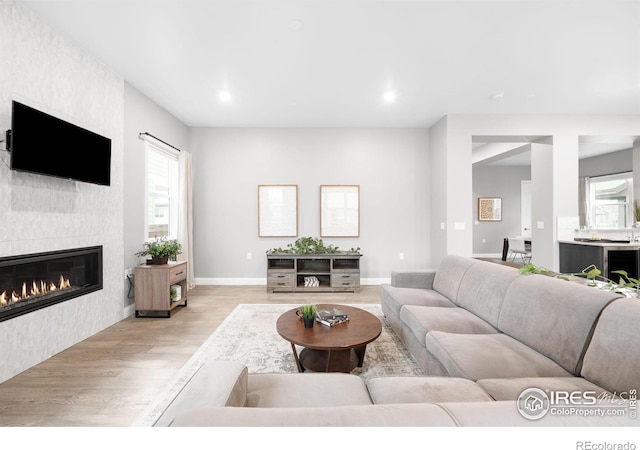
top-left (482, 238), bottom-right (486, 244)
top-left (399, 253), bottom-right (405, 260)
top-left (440, 222), bottom-right (445, 230)
top-left (246, 252), bottom-right (252, 260)
top-left (537, 221), bottom-right (545, 229)
top-left (454, 222), bottom-right (465, 231)
top-left (124, 268), bottom-right (133, 279)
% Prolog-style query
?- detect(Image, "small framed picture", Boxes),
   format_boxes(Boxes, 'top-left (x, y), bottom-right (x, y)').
top-left (478, 197), bottom-right (502, 222)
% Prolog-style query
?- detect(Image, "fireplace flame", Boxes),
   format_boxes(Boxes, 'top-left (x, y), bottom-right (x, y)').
top-left (0, 275), bottom-right (72, 307)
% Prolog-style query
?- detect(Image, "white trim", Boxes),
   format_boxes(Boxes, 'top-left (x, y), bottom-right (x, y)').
top-left (123, 304), bottom-right (136, 318)
top-left (143, 139), bottom-right (180, 240)
top-left (194, 277), bottom-right (388, 286)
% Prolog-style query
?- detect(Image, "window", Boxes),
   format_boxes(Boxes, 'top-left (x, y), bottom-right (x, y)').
top-left (145, 141), bottom-right (179, 239)
top-left (587, 172), bottom-right (634, 229)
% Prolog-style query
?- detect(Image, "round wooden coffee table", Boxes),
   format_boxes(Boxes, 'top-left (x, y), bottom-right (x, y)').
top-left (276, 304), bottom-right (382, 373)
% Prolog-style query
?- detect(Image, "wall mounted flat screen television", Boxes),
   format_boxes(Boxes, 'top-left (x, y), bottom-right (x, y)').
top-left (7, 100), bottom-right (111, 186)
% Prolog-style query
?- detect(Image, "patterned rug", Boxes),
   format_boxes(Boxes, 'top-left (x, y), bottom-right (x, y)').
top-left (133, 303), bottom-right (423, 426)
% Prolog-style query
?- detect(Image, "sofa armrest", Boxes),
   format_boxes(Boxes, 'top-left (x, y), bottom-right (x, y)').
top-left (391, 269), bottom-right (436, 289)
top-left (154, 360), bottom-right (248, 426)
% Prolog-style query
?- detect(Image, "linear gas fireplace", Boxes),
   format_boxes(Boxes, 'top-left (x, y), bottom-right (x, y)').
top-left (0, 246), bottom-right (102, 322)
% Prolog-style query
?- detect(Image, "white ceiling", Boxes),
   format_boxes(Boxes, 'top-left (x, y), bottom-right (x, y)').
top-left (20, 0), bottom-right (640, 128)
top-left (17, 0), bottom-right (640, 163)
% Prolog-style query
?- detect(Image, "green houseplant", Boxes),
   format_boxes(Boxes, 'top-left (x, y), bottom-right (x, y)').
top-left (298, 304), bottom-right (317, 328)
top-left (136, 236), bottom-right (182, 265)
top-left (266, 237), bottom-right (361, 255)
top-left (519, 263), bottom-right (639, 297)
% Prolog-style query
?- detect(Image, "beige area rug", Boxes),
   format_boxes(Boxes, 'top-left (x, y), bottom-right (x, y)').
top-left (133, 303), bottom-right (424, 426)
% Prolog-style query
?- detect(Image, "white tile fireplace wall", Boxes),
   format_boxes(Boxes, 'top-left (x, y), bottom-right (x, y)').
top-left (0, 2), bottom-right (124, 383)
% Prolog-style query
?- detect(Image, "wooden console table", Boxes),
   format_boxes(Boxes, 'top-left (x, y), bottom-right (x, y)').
top-left (267, 253), bottom-right (361, 293)
top-left (134, 261), bottom-right (188, 318)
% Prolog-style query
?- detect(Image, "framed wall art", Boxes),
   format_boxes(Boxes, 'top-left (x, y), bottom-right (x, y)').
top-left (258, 185), bottom-right (298, 237)
top-left (320, 185), bottom-right (360, 237)
top-left (478, 197), bottom-right (502, 222)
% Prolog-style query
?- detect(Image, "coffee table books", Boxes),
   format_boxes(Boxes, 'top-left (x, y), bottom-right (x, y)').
top-left (315, 307), bottom-right (349, 327)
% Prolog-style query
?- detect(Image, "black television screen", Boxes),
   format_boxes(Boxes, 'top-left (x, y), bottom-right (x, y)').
top-left (8, 101), bottom-right (111, 186)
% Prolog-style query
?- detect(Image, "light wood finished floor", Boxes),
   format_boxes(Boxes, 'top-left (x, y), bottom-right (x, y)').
top-left (0, 285), bottom-right (382, 427)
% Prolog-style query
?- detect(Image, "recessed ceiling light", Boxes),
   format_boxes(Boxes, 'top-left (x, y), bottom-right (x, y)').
top-left (219, 91), bottom-right (232, 102)
top-left (383, 90), bottom-right (397, 103)
top-left (491, 92), bottom-right (504, 101)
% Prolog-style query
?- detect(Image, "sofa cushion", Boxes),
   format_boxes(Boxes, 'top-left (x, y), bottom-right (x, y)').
top-left (425, 331), bottom-right (572, 380)
top-left (168, 403), bottom-right (458, 427)
top-left (498, 273), bottom-right (622, 375)
top-left (476, 377), bottom-right (610, 401)
top-left (154, 360), bottom-right (248, 426)
top-left (454, 260), bottom-right (519, 327)
top-left (400, 305), bottom-right (498, 347)
top-left (581, 298), bottom-right (640, 394)
top-left (432, 255), bottom-right (478, 301)
top-left (381, 284), bottom-right (455, 320)
top-left (366, 376), bottom-right (493, 404)
top-left (246, 373), bottom-right (372, 407)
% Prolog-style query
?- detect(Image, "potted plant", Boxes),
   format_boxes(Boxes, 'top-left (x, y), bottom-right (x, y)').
top-left (136, 236), bottom-right (182, 265)
top-left (298, 304), bottom-right (317, 328)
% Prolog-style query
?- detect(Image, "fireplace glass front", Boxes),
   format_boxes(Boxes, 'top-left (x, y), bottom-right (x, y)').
top-left (0, 246), bottom-right (103, 322)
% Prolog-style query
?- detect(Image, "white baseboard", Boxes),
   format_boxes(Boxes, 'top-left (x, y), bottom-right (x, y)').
top-left (123, 304), bottom-right (135, 318)
top-left (194, 277), bottom-right (389, 286)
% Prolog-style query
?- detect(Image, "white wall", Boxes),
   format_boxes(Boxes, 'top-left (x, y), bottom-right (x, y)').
top-left (428, 117), bottom-right (448, 266)
top-left (189, 127), bottom-right (430, 283)
top-left (0, 3), bottom-right (124, 383)
top-left (123, 83), bottom-right (189, 311)
top-left (472, 165), bottom-right (531, 256)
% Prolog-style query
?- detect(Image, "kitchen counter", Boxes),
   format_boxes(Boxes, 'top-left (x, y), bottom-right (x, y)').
top-left (559, 239), bottom-right (640, 248)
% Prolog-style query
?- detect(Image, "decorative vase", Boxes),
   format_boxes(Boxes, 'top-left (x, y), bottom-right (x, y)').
top-left (303, 317), bottom-right (314, 328)
top-left (151, 255), bottom-right (169, 265)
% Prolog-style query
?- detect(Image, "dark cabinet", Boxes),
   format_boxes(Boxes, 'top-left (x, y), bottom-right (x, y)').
top-left (559, 242), bottom-right (640, 280)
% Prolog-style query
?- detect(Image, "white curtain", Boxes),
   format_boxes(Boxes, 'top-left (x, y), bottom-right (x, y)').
top-left (178, 150), bottom-right (195, 289)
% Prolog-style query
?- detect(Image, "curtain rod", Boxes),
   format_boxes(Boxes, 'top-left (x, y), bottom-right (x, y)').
top-left (138, 132), bottom-right (181, 152)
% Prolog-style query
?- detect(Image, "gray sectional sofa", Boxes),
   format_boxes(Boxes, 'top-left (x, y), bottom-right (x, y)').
top-left (152, 255), bottom-right (639, 427)
top-left (155, 359), bottom-right (633, 426)
top-left (381, 255), bottom-right (639, 399)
